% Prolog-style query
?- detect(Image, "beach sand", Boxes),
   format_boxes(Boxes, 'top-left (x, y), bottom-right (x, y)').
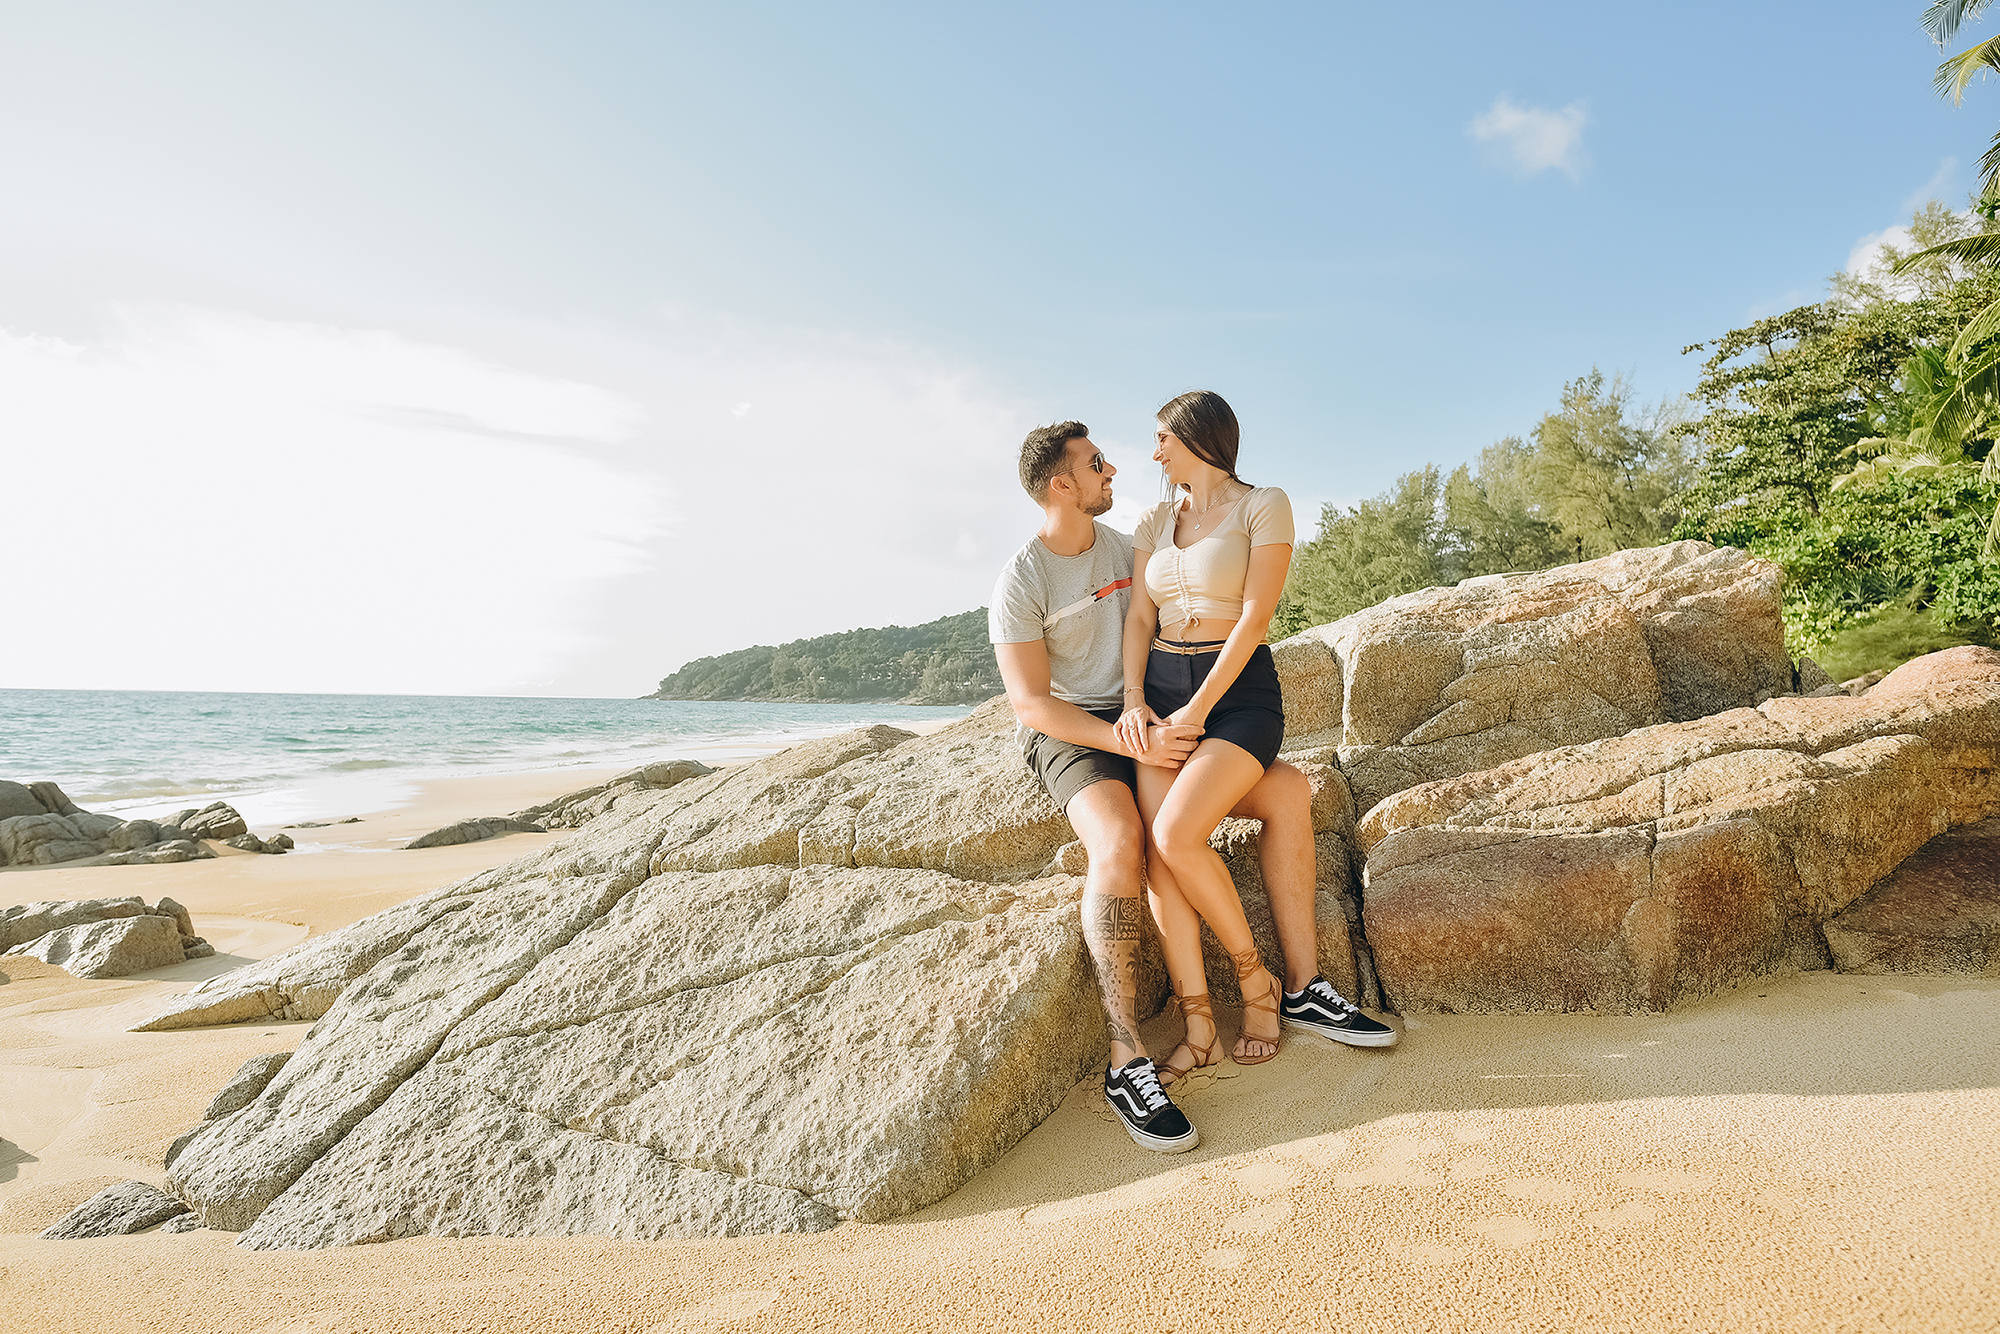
top-left (3, 765), bottom-right (1996, 1332)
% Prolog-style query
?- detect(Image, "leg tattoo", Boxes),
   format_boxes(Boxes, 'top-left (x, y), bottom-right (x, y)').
top-left (1083, 890), bottom-right (1146, 1052)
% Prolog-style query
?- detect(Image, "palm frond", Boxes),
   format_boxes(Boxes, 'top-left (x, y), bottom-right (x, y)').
top-left (1982, 130), bottom-right (2000, 196)
top-left (1933, 34), bottom-right (2000, 102)
top-left (1891, 230), bottom-right (2000, 272)
top-left (1925, 0), bottom-right (1995, 44)
top-left (1950, 297), bottom-right (2000, 362)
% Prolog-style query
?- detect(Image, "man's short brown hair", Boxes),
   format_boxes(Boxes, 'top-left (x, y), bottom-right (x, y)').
top-left (1019, 420), bottom-right (1089, 502)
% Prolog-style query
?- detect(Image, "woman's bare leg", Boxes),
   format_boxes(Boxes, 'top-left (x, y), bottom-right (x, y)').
top-left (1149, 738), bottom-right (1282, 1060)
top-left (1134, 763), bottom-right (1218, 1080)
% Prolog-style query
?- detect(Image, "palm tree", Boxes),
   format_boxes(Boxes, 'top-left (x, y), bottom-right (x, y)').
top-left (1927, 1), bottom-right (2000, 198)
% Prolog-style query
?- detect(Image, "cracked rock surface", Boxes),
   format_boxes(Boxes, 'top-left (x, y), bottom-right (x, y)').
top-left (1269, 541), bottom-right (1794, 814)
top-left (1354, 646), bottom-right (2000, 1013)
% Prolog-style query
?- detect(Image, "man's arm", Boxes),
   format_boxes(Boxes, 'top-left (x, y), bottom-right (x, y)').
top-left (994, 639), bottom-right (1199, 769)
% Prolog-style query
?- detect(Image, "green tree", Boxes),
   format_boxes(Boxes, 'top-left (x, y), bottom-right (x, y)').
top-left (1925, 0), bottom-right (2000, 195)
top-left (1279, 465), bottom-right (1451, 633)
top-left (1522, 371), bottom-right (1692, 558)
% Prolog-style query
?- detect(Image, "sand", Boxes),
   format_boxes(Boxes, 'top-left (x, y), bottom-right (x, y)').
top-left (3, 765), bottom-right (1997, 1332)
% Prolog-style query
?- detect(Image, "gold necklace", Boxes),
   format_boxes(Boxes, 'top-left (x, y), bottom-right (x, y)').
top-left (1183, 482), bottom-right (1244, 526)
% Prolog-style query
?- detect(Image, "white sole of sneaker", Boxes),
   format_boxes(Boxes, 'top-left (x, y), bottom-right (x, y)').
top-left (1110, 1103), bottom-right (1200, 1154)
top-left (1281, 1017), bottom-right (1400, 1048)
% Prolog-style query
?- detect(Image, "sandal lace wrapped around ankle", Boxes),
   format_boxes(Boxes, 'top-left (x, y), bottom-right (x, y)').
top-left (1160, 990), bottom-right (1217, 1082)
top-left (1229, 947), bottom-right (1282, 1066)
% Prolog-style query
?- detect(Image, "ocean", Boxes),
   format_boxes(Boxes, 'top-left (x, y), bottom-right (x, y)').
top-left (0, 689), bottom-right (973, 828)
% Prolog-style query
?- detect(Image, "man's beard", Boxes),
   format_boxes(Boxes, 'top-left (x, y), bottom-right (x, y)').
top-left (1083, 490), bottom-right (1115, 517)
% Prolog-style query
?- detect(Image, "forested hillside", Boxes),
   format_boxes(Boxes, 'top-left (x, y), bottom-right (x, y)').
top-left (650, 609), bottom-right (1001, 704)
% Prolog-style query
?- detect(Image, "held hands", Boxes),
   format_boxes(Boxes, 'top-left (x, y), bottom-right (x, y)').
top-left (1116, 695), bottom-right (1202, 769)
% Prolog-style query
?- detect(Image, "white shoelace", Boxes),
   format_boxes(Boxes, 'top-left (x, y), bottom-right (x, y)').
top-left (1305, 979), bottom-right (1358, 1015)
top-left (1129, 1061), bottom-right (1171, 1110)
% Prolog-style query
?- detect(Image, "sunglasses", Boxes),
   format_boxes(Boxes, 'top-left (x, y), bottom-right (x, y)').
top-left (1065, 452), bottom-right (1107, 477)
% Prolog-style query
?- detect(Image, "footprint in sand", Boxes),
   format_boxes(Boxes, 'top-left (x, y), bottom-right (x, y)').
top-left (1466, 1215), bottom-right (1544, 1247)
top-left (1226, 1162), bottom-right (1297, 1197)
top-left (1021, 1173), bottom-right (1182, 1228)
top-left (1219, 1199), bottom-right (1294, 1237)
top-left (1277, 1132), bottom-right (1349, 1167)
top-left (1611, 1169), bottom-right (1715, 1193)
top-left (648, 1289), bottom-right (780, 1331)
top-left (1447, 1155), bottom-right (1499, 1183)
top-left (1500, 1176), bottom-right (1578, 1203)
top-left (1391, 1241), bottom-right (1474, 1266)
top-left (1583, 1200), bottom-right (1656, 1230)
top-left (1201, 1246), bottom-right (1247, 1270)
top-left (1333, 1135), bottom-right (1446, 1189)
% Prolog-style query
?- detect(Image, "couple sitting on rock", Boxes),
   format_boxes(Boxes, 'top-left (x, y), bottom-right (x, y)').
top-left (989, 391), bottom-right (1397, 1154)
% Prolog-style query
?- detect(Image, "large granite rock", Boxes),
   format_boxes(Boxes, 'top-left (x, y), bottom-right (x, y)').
top-left (40, 1181), bottom-right (190, 1238)
top-left (0, 787), bottom-right (256, 866)
top-left (181, 802), bottom-right (250, 841)
top-left (1270, 542), bottom-right (1792, 815)
top-left (514, 759), bottom-right (718, 830)
top-left (0, 781), bottom-right (44, 820)
top-left (1823, 818), bottom-right (2000, 976)
top-left (1354, 647), bottom-right (2000, 1013)
top-left (21, 913), bottom-right (188, 979)
top-left (153, 700), bottom-right (1371, 1247)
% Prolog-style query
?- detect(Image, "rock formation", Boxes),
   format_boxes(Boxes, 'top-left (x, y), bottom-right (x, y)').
top-left (0, 787), bottom-right (288, 867)
top-left (1268, 542), bottom-right (1795, 813)
top-left (404, 817), bottom-right (546, 850)
top-left (118, 544), bottom-right (2000, 1250)
top-left (1353, 646), bottom-right (2000, 1013)
top-left (514, 759), bottom-right (716, 829)
top-left (40, 1181), bottom-right (190, 1239)
top-left (3, 896), bottom-right (214, 977)
top-left (1824, 817), bottom-right (2000, 976)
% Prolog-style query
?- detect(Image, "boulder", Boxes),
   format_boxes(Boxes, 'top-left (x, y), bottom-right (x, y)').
top-left (265, 833), bottom-right (294, 853)
top-left (0, 781), bottom-right (44, 819)
top-left (152, 706), bottom-right (1226, 1246)
top-left (28, 781), bottom-right (81, 816)
top-left (158, 1212), bottom-right (203, 1234)
top-left (1355, 647), bottom-right (2000, 1013)
top-left (181, 802), bottom-right (248, 841)
top-left (515, 759), bottom-right (718, 830)
top-left (403, 817), bottom-right (546, 850)
top-left (1271, 541), bottom-right (1793, 815)
top-left (40, 1180), bottom-right (189, 1238)
top-left (105, 819), bottom-right (164, 852)
top-left (98, 839), bottom-right (216, 867)
top-left (0, 813), bottom-right (104, 867)
top-left (153, 897), bottom-right (195, 938)
top-left (2, 897), bottom-right (146, 951)
top-left (22, 913), bottom-right (187, 979)
top-left (1823, 818), bottom-right (2000, 976)
top-left (225, 833), bottom-right (266, 853)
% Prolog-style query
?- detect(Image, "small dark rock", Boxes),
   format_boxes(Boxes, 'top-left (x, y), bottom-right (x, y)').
top-left (224, 833), bottom-right (267, 853)
top-left (264, 833), bottom-right (294, 853)
top-left (158, 1212), bottom-right (203, 1233)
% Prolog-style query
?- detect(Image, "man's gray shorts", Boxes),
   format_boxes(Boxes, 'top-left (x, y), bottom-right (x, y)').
top-left (1021, 706), bottom-right (1137, 812)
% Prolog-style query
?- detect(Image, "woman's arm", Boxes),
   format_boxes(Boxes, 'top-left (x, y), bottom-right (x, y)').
top-left (1165, 541), bottom-right (1292, 729)
top-left (1113, 548), bottom-right (1164, 756)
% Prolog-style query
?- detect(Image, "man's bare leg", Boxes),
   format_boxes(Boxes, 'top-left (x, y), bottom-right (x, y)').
top-left (1066, 779), bottom-right (1149, 1068)
top-left (1230, 760), bottom-right (1318, 992)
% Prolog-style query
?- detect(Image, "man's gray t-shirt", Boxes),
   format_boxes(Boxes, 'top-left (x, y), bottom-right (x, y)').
top-left (988, 522), bottom-right (1133, 711)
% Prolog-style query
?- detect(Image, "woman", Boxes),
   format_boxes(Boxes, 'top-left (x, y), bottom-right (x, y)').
top-left (1114, 389), bottom-right (1296, 1084)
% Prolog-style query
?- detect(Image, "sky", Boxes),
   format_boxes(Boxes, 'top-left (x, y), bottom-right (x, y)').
top-left (1, 1), bottom-right (1989, 696)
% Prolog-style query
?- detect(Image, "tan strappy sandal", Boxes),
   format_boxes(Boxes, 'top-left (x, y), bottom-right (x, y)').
top-left (1230, 947), bottom-right (1283, 1066)
top-left (1158, 989), bottom-right (1220, 1085)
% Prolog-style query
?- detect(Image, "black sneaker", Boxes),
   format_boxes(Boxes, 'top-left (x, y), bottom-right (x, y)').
top-left (1281, 976), bottom-right (1399, 1047)
top-left (1104, 1057), bottom-right (1200, 1153)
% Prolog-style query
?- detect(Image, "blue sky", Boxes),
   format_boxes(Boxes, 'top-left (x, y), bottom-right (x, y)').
top-left (1, 2), bottom-right (1985, 694)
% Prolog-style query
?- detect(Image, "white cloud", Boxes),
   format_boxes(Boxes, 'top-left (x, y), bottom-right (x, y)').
top-left (1846, 223), bottom-right (1915, 283)
top-left (0, 306), bottom-right (661, 695)
top-left (1469, 96), bottom-right (1588, 180)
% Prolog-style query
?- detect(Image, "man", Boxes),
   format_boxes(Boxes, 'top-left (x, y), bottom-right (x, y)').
top-left (989, 421), bottom-right (1394, 1155)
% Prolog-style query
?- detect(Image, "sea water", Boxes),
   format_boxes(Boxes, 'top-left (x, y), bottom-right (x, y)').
top-left (0, 689), bottom-right (972, 827)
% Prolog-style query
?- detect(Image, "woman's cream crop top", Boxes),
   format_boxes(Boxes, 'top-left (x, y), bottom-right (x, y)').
top-left (1132, 486), bottom-right (1295, 630)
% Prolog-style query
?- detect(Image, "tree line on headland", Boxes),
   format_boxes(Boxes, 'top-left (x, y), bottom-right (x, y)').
top-left (654, 197), bottom-right (2000, 703)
